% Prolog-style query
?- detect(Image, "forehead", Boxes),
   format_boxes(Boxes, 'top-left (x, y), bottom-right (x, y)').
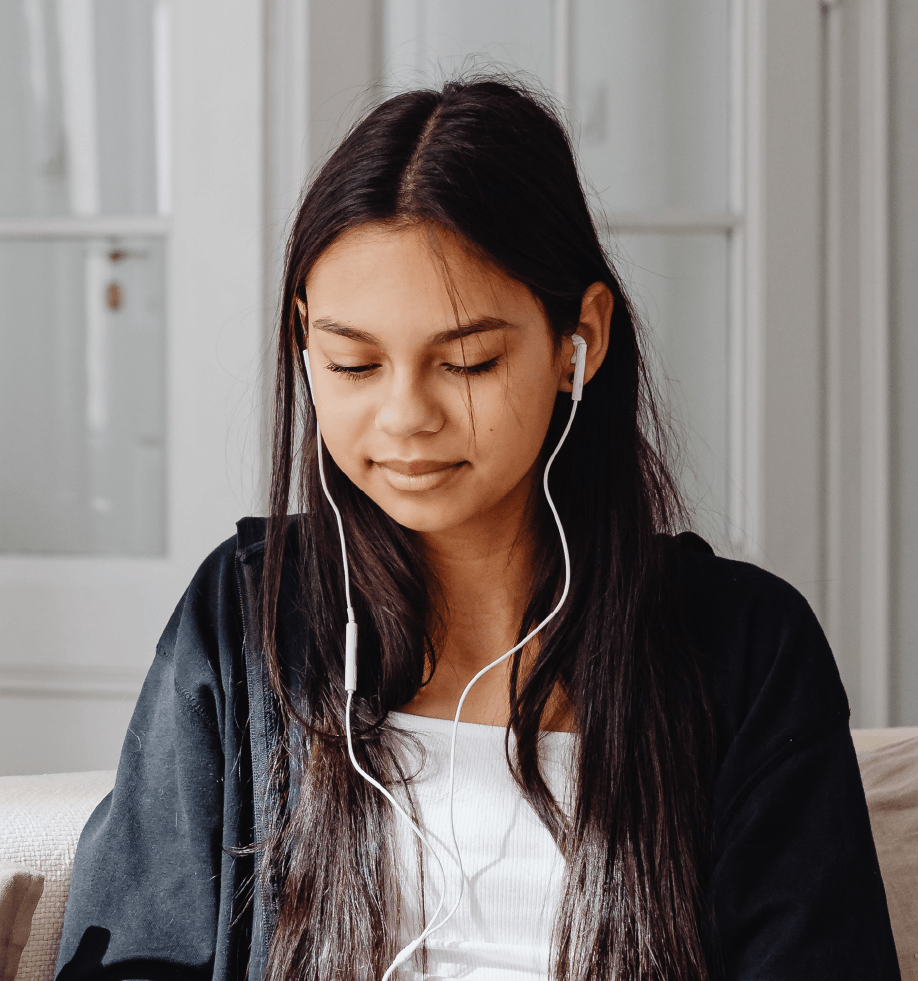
top-left (304, 223), bottom-right (544, 338)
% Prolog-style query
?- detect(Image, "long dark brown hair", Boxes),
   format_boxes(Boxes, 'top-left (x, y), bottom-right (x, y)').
top-left (259, 77), bottom-right (716, 981)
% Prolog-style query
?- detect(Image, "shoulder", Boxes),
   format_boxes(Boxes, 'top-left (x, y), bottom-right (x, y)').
top-left (152, 519), bottom-right (269, 730)
top-left (669, 535), bottom-right (849, 763)
top-left (161, 517), bottom-right (269, 647)
top-left (675, 537), bottom-right (818, 658)
top-left (158, 530), bottom-right (245, 656)
top-left (670, 531), bottom-right (809, 613)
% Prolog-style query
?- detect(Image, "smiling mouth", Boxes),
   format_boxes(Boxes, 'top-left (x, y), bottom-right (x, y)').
top-left (376, 459), bottom-right (464, 476)
top-left (373, 458), bottom-right (467, 491)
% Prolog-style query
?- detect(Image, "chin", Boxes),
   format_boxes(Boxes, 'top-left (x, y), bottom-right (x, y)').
top-left (374, 497), bottom-right (476, 536)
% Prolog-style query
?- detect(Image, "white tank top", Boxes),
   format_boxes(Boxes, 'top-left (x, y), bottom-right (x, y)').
top-left (388, 711), bottom-right (577, 981)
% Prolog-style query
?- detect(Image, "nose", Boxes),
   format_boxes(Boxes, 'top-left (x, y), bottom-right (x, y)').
top-left (374, 370), bottom-right (445, 439)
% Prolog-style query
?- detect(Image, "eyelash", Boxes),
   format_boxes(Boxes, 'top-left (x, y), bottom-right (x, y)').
top-left (325, 356), bottom-right (501, 381)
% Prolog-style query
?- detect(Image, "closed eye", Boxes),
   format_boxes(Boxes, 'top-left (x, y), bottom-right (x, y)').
top-left (444, 356), bottom-right (501, 377)
top-left (325, 361), bottom-right (381, 380)
top-left (325, 356), bottom-right (501, 380)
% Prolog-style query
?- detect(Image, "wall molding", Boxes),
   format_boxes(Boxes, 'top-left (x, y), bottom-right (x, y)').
top-left (553, 0), bottom-right (570, 104)
top-left (0, 663), bottom-right (146, 700)
top-left (726, 0), bottom-right (766, 563)
top-left (737, 1), bottom-right (825, 614)
top-left (858, 0), bottom-right (891, 726)
top-left (822, 0), bottom-right (891, 727)
top-left (824, 0), bottom-right (846, 691)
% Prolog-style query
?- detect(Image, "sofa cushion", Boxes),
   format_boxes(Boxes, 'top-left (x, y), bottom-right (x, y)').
top-left (0, 861), bottom-right (44, 981)
top-left (858, 734), bottom-right (918, 981)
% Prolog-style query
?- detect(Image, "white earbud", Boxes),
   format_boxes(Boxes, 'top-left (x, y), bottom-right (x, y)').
top-left (570, 333), bottom-right (587, 401)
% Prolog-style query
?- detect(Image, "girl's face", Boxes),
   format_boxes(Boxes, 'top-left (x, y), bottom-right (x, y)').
top-left (302, 223), bottom-right (570, 539)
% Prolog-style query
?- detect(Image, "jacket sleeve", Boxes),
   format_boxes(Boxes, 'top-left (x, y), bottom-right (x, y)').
top-left (55, 537), bottom-right (252, 981)
top-left (704, 570), bottom-right (901, 980)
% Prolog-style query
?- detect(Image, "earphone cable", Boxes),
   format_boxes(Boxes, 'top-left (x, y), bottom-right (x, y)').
top-left (315, 426), bottom-right (356, 624)
top-left (424, 396), bottom-right (578, 941)
top-left (306, 352), bottom-right (459, 975)
top-left (345, 690), bottom-right (457, 981)
top-left (304, 342), bottom-right (584, 978)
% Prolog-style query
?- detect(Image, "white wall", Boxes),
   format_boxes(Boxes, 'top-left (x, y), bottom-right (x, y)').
top-left (890, 0), bottom-right (918, 724)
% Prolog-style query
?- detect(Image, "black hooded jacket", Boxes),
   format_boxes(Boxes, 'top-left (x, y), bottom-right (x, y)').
top-left (55, 519), bottom-right (901, 980)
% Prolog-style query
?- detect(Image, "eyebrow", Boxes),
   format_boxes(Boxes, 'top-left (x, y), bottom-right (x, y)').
top-left (310, 316), bottom-right (520, 346)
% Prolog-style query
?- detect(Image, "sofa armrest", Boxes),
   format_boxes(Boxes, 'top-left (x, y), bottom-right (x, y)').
top-left (851, 729), bottom-right (918, 981)
top-left (851, 726), bottom-right (918, 756)
top-left (0, 771), bottom-right (115, 981)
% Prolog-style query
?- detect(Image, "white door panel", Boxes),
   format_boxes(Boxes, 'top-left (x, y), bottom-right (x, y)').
top-left (0, 0), bottom-right (266, 774)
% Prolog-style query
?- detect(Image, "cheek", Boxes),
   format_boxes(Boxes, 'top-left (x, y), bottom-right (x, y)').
top-left (474, 367), bottom-right (560, 473)
top-left (313, 392), bottom-right (372, 473)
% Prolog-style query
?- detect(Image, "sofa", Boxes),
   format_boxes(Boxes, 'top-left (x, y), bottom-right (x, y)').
top-left (2, 728), bottom-right (917, 981)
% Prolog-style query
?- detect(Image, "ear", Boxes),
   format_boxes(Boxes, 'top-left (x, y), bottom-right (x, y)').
top-left (295, 297), bottom-right (308, 343)
top-left (557, 282), bottom-right (613, 394)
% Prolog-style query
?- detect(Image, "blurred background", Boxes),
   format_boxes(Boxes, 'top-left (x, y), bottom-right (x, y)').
top-left (0, 0), bottom-right (915, 774)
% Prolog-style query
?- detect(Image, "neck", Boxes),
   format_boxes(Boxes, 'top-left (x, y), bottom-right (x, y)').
top-left (420, 472), bottom-right (537, 662)
top-left (424, 523), bottom-right (534, 651)
top-left (402, 467), bottom-right (572, 730)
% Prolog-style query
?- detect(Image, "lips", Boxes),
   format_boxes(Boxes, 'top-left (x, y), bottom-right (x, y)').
top-left (373, 458), bottom-right (467, 492)
top-left (375, 459), bottom-right (462, 476)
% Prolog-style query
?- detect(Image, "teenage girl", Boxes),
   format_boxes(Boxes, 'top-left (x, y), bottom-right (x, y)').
top-left (56, 78), bottom-right (900, 981)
